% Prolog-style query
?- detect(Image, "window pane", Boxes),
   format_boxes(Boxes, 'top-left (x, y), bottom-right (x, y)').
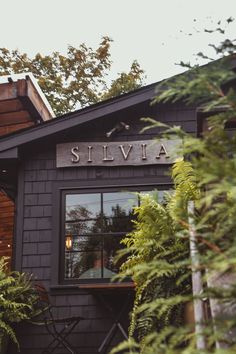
top-left (65, 219), bottom-right (103, 235)
top-left (65, 235), bottom-right (102, 252)
top-left (103, 263), bottom-right (117, 278)
top-left (66, 193), bottom-right (101, 220)
top-left (103, 192), bottom-right (138, 218)
top-left (65, 251), bottom-right (103, 279)
top-left (103, 235), bottom-right (123, 275)
top-left (103, 217), bottom-right (134, 233)
top-left (77, 250), bottom-right (116, 279)
top-left (140, 189), bottom-right (169, 203)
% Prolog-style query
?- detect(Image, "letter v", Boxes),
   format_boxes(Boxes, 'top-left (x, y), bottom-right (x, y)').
top-left (119, 144), bottom-right (133, 160)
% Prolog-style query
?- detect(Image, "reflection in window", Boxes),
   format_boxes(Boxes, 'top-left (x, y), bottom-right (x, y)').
top-left (140, 190), bottom-right (167, 203)
top-left (103, 192), bottom-right (137, 217)
top-left (64, 189), bottom-right (167, 281)
top-left (66, 193), bottom-right (101, 220)
top-left (64, 191), bottom-right (138, 280)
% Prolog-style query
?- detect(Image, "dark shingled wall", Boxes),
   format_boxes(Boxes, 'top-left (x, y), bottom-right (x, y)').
top-left (11, 101), bottom-right (197, 354)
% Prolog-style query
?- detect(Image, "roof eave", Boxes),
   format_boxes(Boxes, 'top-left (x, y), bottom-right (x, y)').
top-left (0, 82), bottom-right (156, 153)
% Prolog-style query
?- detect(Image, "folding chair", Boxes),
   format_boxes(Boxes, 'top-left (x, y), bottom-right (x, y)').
top-left (34, 283), bottom-right (84, 354)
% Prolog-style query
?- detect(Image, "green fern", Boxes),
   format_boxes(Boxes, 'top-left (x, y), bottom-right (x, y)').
top-left (113, 35), bottom-right (236, 354)
top-left (117, 190), bottom-right (191, 351)
top-left (0, 257), bottom-right (39, 351)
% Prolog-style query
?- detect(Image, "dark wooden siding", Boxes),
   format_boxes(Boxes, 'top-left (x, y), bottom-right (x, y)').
top-left (0, 115), bottom-right (34, 269)
top-left (0, 192), bottom-right (14, 262)
top-left (13, 101), bottom-right (197, 354)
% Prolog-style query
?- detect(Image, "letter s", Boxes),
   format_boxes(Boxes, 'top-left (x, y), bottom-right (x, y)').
top-left (71, 146), bottom-right (80, 163)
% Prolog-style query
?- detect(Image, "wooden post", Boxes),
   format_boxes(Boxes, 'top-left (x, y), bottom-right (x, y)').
top-left (188, 201), bottom-right (206, 350)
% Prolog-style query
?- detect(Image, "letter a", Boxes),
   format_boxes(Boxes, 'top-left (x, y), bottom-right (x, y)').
top-left (156, 144), bottom-right (170, 159)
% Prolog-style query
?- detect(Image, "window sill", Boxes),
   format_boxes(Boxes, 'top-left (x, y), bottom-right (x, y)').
top-left (77, 282), bottom-right (135, 290)
top-left (50, 282), bottom-right (135, 293)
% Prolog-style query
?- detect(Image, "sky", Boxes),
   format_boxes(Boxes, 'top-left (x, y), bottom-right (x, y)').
top-left (1, 0), bottom-right (236, 85)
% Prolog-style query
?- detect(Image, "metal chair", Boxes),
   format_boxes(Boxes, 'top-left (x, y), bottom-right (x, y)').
top-left (34, 283), bottom-right (84, 354)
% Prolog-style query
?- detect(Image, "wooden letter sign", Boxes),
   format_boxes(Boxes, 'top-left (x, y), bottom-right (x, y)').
top-left (56, 139), bottom-right (181, 168)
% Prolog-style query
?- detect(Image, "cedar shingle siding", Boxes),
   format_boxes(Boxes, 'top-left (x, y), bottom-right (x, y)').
top-left (11, 100), bottom-right (197, 353)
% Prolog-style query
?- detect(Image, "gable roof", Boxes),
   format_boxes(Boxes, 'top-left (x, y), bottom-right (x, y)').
top-left (0, 72), bottom-right (55, 123)
top-left (0, 82), bottom-right (157, 156)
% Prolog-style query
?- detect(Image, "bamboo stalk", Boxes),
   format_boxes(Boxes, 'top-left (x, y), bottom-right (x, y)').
top-left (188, 201), bottom-right (206, 350)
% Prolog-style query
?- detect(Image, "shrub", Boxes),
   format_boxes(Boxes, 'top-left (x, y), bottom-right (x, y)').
top-left (0, 257), bottom-right (39, 352)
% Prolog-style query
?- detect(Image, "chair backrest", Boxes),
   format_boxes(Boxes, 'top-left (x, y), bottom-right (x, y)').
top-left (34, 283), bottom-right (50, 305)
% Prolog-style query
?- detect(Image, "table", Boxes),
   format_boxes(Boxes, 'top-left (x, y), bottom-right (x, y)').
top-left (78, 283), bottom-right (135, 354)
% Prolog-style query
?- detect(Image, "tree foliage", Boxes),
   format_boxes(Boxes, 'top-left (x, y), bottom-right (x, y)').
top-left (112, 25), bottom-right (236, 354)
top-left (0, 37), bottom-right (144, 115)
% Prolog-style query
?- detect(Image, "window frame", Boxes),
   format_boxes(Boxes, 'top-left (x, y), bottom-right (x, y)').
top-left (62, 188), bottom-right (141, 284)
top-left (52, 180), bottom-right (172, 288)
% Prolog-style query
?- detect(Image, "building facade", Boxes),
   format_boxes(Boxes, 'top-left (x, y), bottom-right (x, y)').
top-left (0, 82), bottom-right (197, 353)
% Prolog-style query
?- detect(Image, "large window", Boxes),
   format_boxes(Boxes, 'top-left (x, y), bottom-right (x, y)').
top-left (62, 188), bottom-right (166, 283)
